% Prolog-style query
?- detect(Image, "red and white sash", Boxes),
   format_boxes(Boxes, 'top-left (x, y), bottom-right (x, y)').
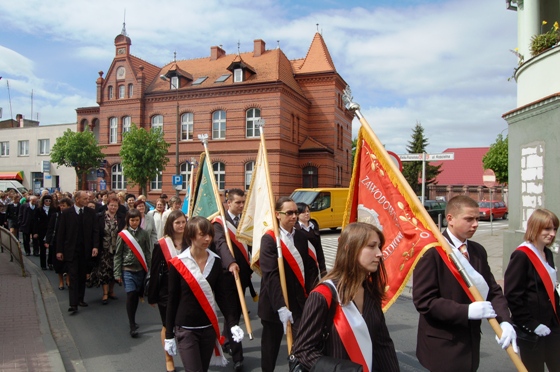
top-left (118, 230), bottom-right (148, 272)
top-left (321, 280), bottom-right (373, 372)
top-left (170, 251), bottom-right (227, 367)
top-left (213, 216), bottom-right (250, 265)
top-left (159, 237), bottom-right (178, 265)
top-left (517, 245), bottom-right (559, 319)
top-left (308, 241), bottom-right (318, 268)
top-left (266, 230), bottom-right (306, 296)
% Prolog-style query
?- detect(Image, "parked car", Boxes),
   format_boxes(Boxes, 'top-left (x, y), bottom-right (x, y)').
top-left (423, 200), bottom-right (447, 227)
top-left (478, 200), bottom-right (508, 221)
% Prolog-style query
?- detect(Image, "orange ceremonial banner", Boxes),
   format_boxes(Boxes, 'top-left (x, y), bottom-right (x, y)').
top-left (344, 126), bottom-right (440, 311)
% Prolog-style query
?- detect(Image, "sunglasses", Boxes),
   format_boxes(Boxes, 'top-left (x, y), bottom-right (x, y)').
top-left (278, 210), bottom-right (299, 217)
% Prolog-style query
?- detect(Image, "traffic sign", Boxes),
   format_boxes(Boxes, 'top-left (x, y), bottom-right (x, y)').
top-left (387, 151), bottom-right (403, 172)
top-left (172, 175), bottom-right (183, 186)
top-left (483, 169), bottom-right (496, 188)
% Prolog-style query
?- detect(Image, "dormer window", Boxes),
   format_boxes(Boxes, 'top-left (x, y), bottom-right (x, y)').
top-left (171, 76), bottom-right (179, 89)
top-left (226, 58), bottom-right (256, 83)
top-left (234, 68), bottom-right (243, 83)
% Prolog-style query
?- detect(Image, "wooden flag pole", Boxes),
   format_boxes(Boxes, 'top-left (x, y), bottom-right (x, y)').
top-left (258, 121), bottom-right (294, 352)
top-left (342, 88), bottom-right (526, 372)
top-left (198, 134), bottom-right (254, 340)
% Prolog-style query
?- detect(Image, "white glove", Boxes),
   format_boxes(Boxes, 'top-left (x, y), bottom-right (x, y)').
top-left (231, 325), bottom-right (244, 343)
top-left (467, 301), bottom-right (496, 320)
top-left (164, 338), bottom-right (177, 356)
top-left (534, 324), bottom-right (551, 337)
top-left (277, 306), bottom-right (294, 334)
top-left (495, 322), bottom-right (518, 353)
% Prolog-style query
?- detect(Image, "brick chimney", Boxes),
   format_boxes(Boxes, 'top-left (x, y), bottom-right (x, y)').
top-left (210, 46), bottom-right (226, 61)
top-left (253, 39), bottom-right (266, 57)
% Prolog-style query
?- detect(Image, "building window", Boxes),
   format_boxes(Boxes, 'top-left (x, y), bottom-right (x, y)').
top-left (234, 68), bottom-right (243, 83)
top-left (109, 117), bottom-right (118, 143)
top-left (128, 84), bottom-right (134, 98)
top-left (245, 161), bottom-right (254, 191)
top-left (0, 141), bottom-right (9, 156)
top-left (38, 139), bottom-right (50, 155)
top-left (151, 169), bottom-right (163, 190)
top-left (111, 163), bottom-right (127, 190)
top-left (302, 166), bottom-right (318, 188)
top-left (181, 113), bottom-right (194, 140)
top-left (122, 116), bottom-right (131, 134)
top-left (171, 76), bottom-right (179, 90)
top-left (151, 115), bottom-right (163, 133)
top-left (18, 140), bottom-right (29, 156)
top-left (213, 162), bottom-right (225, 190)
top-left (246, 108), bottom-right (261, 138)
top-left (181, 162), bottom-right (195, 191)
top-left (108, 86), bottom-right (113, 99)
top-left (212, 110), bottom-right (226, 139)
top-left (118, 85), bottom-right (125, 99)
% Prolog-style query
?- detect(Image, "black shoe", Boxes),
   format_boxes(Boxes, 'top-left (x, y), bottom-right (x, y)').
top-left (233, 361), bottom-right (243, 371)
top-left (78, 301), bottom-right (88, 307)
top-left (25, 252), bottom-right (30, 256)
top-left (129, 325), bottom-right (138, 338)
top-left (68, 306), bottom-right (78, 314)
top-left (33, 253), bottom-right (39, 256)
top-left (41, 267), bottom-right (48, 270)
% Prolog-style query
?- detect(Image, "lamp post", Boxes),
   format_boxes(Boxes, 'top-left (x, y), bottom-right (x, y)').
top-left (160, 75), bottom-right (180, 196)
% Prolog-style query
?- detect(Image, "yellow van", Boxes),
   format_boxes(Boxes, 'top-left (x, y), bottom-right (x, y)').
top-left (290, 188), bottom-right (349, 230)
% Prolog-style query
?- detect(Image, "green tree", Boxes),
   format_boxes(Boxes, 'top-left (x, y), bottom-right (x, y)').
top-left (120, 125), bottom-right (170, 195)
top-left (482, 134), bottom-right (508, 185)
top-left (50, 129), bottom-right (106, 190)
top-left (402, 122), bottom-right (442, 196)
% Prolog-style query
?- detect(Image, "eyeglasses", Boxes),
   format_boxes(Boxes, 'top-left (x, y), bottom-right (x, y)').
top-left (44, 199), bottom-right (51, 203)
top-left (278, 210), bottom-right (299, 217)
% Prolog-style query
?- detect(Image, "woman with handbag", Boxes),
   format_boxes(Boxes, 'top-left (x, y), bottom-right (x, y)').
top-left (147, 210), bottom-right (188, 372)
top-left (291, 222), bottom-right (399, 372)
top-left (504, 209), bottom-right (560, 372)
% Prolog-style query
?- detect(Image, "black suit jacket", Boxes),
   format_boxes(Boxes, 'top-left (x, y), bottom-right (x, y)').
top-left (56, 206), bottom-right (99, 262)
top-left (504, 246), bottom-right (560, 333)
top-left (413, 230), bottom-right (511, 372)
top-left (258, 229), bottom-right (317, 323)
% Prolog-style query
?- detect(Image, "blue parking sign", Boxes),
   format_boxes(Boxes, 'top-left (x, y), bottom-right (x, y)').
top-left (172, 175), bottom-right (183, 186)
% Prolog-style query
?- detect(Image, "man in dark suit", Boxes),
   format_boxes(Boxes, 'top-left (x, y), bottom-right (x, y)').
top-left (56, 190), bottom-right (99, 314)
top-left (413, 195), bottom-right (517, 372)
top-left (258, 197), bottom-right (317, 372)
top-left (18, 195), bottom-right (39, 256)
top-left (211, 188), bottom-right (252, 371)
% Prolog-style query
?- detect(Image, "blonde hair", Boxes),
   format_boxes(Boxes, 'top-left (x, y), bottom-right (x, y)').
top-left (524, 209), bottom-right (559, 245)
top-left (322, 222), bottom-right (387, 306)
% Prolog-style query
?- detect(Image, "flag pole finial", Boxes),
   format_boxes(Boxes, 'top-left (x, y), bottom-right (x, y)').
top-left (342, 85), bottom-right (362, 118)
top-left (198, 133), bottom-right (209, 146)
top-left (256, 118), bottom-right (266, 134)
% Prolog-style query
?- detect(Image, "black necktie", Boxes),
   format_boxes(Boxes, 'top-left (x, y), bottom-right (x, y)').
top-left (233, 216), bottom-right (239, 227)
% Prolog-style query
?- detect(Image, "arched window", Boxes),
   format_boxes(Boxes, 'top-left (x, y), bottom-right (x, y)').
top-left (118, 85), bottom-right (125, 99)
top-left (111, 164), bottom-right (127, 190)
top-left (246, 108), bottom-right (261, 138)
top-left (122, 116), bottom-right (131, 134)
top-left (150, 169), bottom-right (163, 190)
top-left (151, 115), bottom-right (163, 133)
top-left (244, 161), bottom-right (254, 191)
top-left (108, 86), bottom-right (113, 100)
top-left (213, 162), bottom-right (225, 190)
top-left (181, 113), bottom-right (194, 140)
top-left (212, 110), bottom-right (226, 139)
top-left (180, 162), bottom-right (195, 191)
top-left (109, 117), bottom-right (118, 144)
top-left (302, 166), bottom-right (318, 188)
top-left (128, 84), bottom-right (134, 98)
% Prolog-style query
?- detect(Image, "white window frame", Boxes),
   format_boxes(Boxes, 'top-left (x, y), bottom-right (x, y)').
top-left (151, 115), bottom-right (163, 133)
top-left (111, 163), bottom-right (127, 190)
top-left (234, 68), bottom-right (243, 83)
top-left (118, 85), bottom-right (125, 99)
top-left (122, 116), bottom-right (131, 134)
top-left (128, 83), bottom-right (134, 98)
top-left (212, 110), bottom-right (226, 139)
top-left (18, 140), bottom-right (29, 156)
top-left (108, 86), bottom-right (113, 99)
top-left (245, 161), bottom-right (254, 191)
top-left (171, 76), bottom-right (179, 90)
top-left (38, 139), bottom-right (50, 155)
top-left (150, 169), bottom-right (163, 190)
top-left (180, 162), bottom-right (194, 191)
top-left (181, 113), bottom-right (194, 140)
top-left (213, 162), bottom-right (225, 190)
top-left (0, 141), bottom-right (9, 156)
top-left (246, 108), bottom-right (261, 138)
top-left (109, 117), bottom-right (118, 143)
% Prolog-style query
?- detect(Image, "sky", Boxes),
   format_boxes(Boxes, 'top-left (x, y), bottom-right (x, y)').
top-left (0, 0), bottom-right (518, 155)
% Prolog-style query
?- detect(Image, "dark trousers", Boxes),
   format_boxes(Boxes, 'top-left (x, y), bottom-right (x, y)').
top-left (175, 326), bottom-right (216, 372)
top-left (222, 272), bottom-right (244, 363)
top-left (261, 319), bottom-right (300, 372)
top-left (67, 257), bottom-right (87, 307)
top-left (519, 327), bottom-right (560, 372)
top-left (22, 233), bottom-right (39, 255)
top-left (39, 237), bottom-right (48, 268)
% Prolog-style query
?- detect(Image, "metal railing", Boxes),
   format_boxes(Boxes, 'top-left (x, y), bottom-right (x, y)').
top-left (0, 226), bottom-right (26, 277)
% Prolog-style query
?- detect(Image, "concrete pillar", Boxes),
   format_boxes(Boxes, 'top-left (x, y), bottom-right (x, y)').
top-left (518, 0), bottom-right (541, 61)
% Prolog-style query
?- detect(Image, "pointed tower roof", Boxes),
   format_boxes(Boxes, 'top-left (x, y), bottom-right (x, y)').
top-left (297, 32), bottom-right (336, 74)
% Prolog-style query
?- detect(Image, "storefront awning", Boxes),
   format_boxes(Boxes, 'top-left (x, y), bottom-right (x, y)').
top-left (0, 171), bottom-right (23, 181)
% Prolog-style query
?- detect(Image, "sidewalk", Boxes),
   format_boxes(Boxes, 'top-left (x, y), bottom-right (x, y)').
top-left (0, 250), bottom-right (64, 372)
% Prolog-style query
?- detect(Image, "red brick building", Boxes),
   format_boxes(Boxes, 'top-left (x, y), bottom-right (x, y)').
top-left (77, 29), bottom-right (353, 198)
